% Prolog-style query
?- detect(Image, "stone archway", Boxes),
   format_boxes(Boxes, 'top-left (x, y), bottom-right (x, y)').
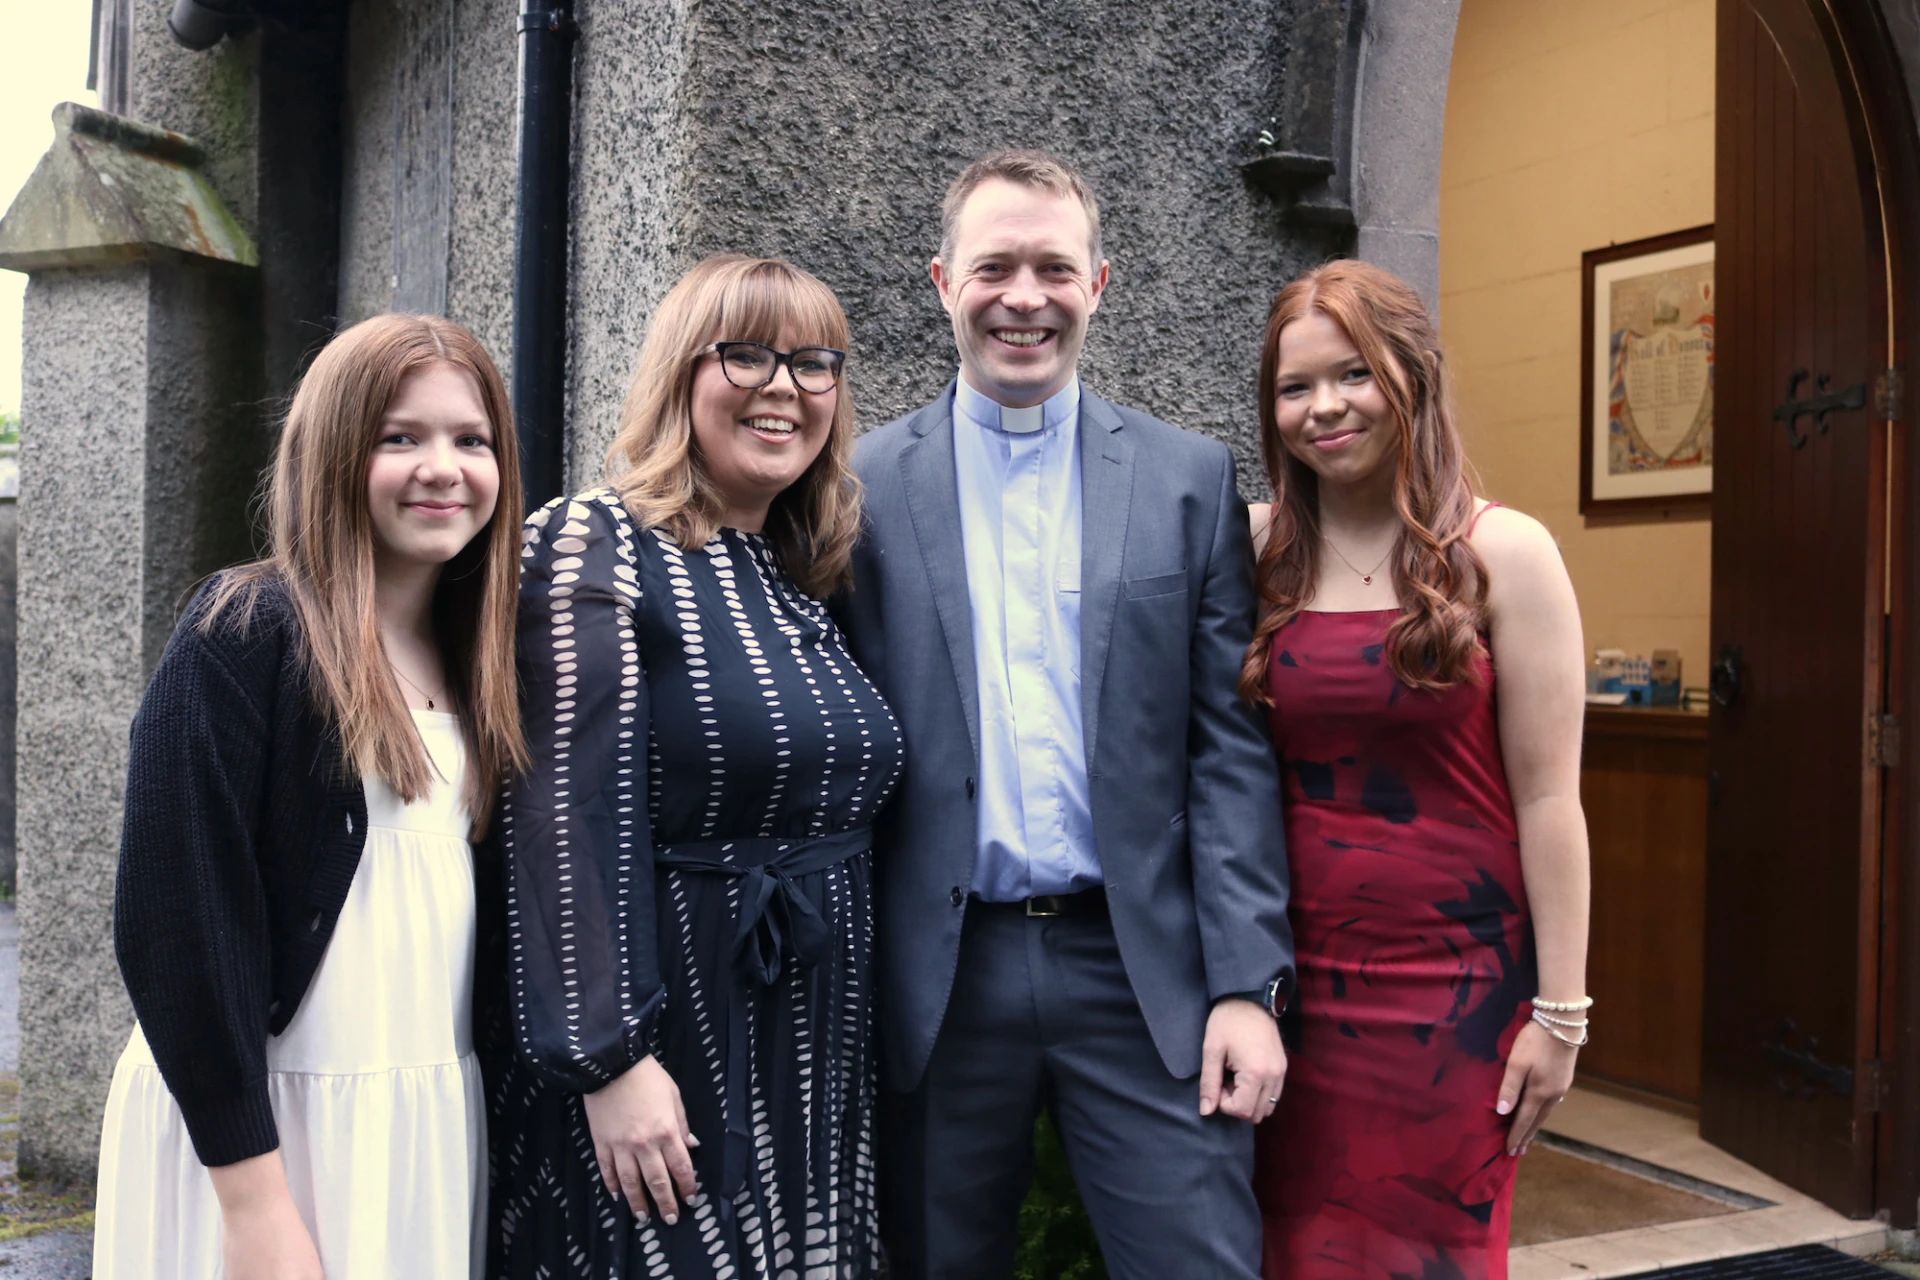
top-left (1350, 0), bottom-right (1461, 315)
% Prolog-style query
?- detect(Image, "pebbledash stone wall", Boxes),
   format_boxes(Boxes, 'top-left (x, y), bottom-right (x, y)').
top-left (567, 0), bottom-right (1358, 486)
top-left (333, 0), bottom-right (1352, 490)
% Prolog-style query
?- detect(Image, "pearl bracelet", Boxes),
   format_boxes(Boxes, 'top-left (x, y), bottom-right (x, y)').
top-left (1532, 1009), bottom-right (1590, 1046)
top-left (1531, 1009), bottom-right (1590, 1029)
top-left (1532, 995), bottom-right (1594, 1013)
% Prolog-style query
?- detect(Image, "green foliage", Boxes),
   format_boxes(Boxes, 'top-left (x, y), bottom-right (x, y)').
top-left (0, 412), bottom-right (16, 446)
top-left (1014, 1114), bottom-right (1109, 1280)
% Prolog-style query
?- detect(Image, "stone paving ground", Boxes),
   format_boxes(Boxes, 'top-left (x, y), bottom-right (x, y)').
top-left (0, 901), bottom-right (94, 1278)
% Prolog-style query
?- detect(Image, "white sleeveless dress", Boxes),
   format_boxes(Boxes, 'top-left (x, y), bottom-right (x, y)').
top-left (93, 710), bottom-right (487, 1279)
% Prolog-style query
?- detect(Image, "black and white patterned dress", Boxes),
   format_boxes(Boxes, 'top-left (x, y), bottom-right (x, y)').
top-left (489, 489), bottom-right (902, 1279)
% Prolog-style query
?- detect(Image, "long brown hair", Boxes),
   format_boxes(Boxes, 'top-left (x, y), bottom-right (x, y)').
top-left (604, 255), bottom-right (862, 598)
top-left (1240, 260), bottom-right (1487, 705)
top-left (203, 313), bottom-right (528, 834)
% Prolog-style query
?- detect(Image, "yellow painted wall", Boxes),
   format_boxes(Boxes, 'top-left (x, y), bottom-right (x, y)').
top-left (1440, 0), bottom-right (1715, 688)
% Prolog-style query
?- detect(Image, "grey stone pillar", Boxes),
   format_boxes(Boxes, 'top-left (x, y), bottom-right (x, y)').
top-left (0, 103), bottom-right (263, 1183)
top-left (0, 445), bottom-right (18, 896)
top-left (1351, 0), bottom-right (1461, 317)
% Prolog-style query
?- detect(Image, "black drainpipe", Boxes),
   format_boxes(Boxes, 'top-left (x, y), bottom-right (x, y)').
top-left (512, 0), bottom-right (577, 510)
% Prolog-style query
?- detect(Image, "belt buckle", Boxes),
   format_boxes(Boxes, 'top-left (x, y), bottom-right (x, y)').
top-left (1025, 895), bottom-right (1063, 918)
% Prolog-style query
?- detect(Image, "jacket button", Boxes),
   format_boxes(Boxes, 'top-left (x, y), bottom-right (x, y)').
top-left (309, 912), bottom-right (324, 933)
top-left (949, 886), bottom-right (964, 907)
top-left (345, 813), bottom-right (354, 834)
top-left (268, 999), bottom-right (281, 1016)
top-left (965, 777), bottom-right (976, 799)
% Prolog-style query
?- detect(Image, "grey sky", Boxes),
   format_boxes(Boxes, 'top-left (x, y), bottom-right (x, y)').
top-left (0, 4), bottom-right (99, 416)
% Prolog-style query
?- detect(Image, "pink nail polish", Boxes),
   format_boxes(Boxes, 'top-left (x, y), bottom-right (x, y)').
top-left (1496, 1100), bottom-right (1512, 1116)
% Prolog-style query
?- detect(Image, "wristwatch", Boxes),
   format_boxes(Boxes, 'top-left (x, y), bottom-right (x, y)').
top-left (1234, 973), bottom-right (1291, 1019)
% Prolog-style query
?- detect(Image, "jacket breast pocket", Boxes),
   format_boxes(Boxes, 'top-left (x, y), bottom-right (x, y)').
top-left (1123, 569), bottom-right (1188, 600)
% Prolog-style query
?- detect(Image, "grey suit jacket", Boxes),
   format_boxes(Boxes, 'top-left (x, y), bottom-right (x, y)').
top-left (838, 382), bottom-right (1294, 1091)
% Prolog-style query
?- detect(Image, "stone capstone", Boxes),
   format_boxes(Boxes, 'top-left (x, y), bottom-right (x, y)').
top-left (0, 103), bottom-right (256, 273)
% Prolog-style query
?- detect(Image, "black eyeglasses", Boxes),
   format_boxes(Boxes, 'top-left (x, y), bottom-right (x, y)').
top-left (701, 341), bottom-right (846, 395)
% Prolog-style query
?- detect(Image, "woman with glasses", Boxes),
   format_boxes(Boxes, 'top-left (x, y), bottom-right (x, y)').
top-left (488, 255), bottom-right (902, 1279)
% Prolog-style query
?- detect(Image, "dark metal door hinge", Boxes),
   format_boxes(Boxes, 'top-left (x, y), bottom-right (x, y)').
top-left (1876, 369), bottom-right (1905, 421)
top-left (1871, 713), bottom-right (1901, 768)
top-left (1763, 1018), bottom-right (1853, 1098)
top-left (1774, 370), bottom-right (1868, 447)
top-left (1861, 1059), bottom-right (1886, 1112)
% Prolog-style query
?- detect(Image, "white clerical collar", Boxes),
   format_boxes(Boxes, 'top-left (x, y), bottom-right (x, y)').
top-left (955, 375), bottom-right (1081, 436)
top-left (1000, 402), bottom-right (1044, 433)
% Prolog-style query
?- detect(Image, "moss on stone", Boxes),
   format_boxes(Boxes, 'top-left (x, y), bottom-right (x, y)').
top-left (0, 1073), bottom-right (95, 1241)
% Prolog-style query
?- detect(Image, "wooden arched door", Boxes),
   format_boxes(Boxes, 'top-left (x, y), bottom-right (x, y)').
top-left (1704, 0), bottom-right (1898, 1217)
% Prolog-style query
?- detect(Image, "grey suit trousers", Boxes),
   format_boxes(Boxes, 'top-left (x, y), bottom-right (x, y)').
top-left (882, 903), bottom-right (1262, 1280)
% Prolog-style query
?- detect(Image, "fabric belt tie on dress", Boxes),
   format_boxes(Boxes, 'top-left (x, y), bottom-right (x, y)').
top-left (653, 826), bottom-right (872, 1200)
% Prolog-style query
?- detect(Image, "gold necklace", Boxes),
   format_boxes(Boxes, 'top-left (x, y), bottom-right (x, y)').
top-left (391, 665), bottom-right (443, 711)
top-left (1323, 536), bottom-right (1393, 586)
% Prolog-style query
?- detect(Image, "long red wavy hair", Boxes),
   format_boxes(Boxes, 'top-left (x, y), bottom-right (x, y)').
top-left (1239, 260), bottom-right (1487, 706)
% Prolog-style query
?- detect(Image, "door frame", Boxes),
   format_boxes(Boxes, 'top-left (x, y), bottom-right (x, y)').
top-left (1727, 0), bottom-right (1920, 1225)
top-left (1828, 0), bottom-right (1920, 1229)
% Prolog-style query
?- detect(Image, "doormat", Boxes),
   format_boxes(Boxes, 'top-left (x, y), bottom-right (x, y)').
top-left (1511, 1134), bottom-right (1771, 1246)
top-left (1536, 1132), bottom-right (1775, 1209)
top-left (1615, 1245), bottom-right (1892, 1280)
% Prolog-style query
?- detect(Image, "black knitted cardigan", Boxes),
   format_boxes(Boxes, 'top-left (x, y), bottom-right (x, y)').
top-left (115, 575), bottom-right (509, 1167)
top-left (114, 576), bottom-right (378, 1167)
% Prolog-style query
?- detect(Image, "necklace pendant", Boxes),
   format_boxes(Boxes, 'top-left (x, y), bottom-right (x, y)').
top-left (426, 697), bottom-right (435, 710)
top-left (1362, 575), bottom-right (1372, 585)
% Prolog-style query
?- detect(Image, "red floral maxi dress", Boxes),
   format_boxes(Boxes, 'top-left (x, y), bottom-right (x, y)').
top-left (1255, 609), bottom-right (1536, 1280)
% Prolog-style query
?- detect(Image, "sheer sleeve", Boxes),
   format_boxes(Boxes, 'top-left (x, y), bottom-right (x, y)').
top-left (503, 492), bottom-right (664, 1091)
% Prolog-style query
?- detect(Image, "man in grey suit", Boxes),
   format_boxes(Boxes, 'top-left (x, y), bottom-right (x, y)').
top-left (837, 150), bottom-right (1294, 1279)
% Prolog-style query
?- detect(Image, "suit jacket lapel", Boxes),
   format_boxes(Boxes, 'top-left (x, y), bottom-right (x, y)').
top-left (899, 386), bottom-right (981, 758)
top-left (1078, 392), bottom-right (1132, 768)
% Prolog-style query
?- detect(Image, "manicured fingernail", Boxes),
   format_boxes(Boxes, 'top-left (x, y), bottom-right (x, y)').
top-left (688, 1193), bottom-right (704, 1207)
top-left (687, 1134), bottom-right (701, 1147)
top-left (1509, 1147), bottom-right (1519, 1157)
top-left (1496, 1100), bottom-right (1512, 1116)
top-left (1521, 1145), bottom-right (1529, 1157)
top-left (664, 1214), bottom-right (678, 1226)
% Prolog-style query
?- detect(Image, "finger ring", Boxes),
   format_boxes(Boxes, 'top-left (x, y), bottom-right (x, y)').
top-left (1267, 1096), bottom-right (1281, 1103)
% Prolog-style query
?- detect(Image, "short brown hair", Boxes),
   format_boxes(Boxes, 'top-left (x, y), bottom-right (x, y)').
top-left (604, 255), bottom-right (863, 600)
top-left (938, 149), bottom-right (1103, 268)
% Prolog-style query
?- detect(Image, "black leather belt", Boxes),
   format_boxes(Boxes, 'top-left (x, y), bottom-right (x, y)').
top-left (974, 887), bottom-right (1108, 918)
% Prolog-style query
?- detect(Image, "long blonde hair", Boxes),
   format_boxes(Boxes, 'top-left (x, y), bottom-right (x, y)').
top-left (204, 313), bottom-right (528, 834)
top-left (1240, 260), bottom-right (1488, 705)
top-left (604, 255), bottom-right (862, 598)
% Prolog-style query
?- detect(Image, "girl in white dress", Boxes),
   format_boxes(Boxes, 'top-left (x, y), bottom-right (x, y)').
top-left (93, 313), bottom-right (527, 1280)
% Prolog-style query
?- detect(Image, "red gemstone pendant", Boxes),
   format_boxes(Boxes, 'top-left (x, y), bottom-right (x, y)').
top-left (1362, 575), bottom-right (1372, 585)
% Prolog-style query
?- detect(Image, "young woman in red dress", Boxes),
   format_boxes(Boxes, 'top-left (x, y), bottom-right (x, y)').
top-left (1246, 260), bottom-right (1592, 1280)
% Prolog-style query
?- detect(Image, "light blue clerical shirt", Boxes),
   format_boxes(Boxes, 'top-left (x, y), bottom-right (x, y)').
top-left (952, 375), bottom-right (1102, 901)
